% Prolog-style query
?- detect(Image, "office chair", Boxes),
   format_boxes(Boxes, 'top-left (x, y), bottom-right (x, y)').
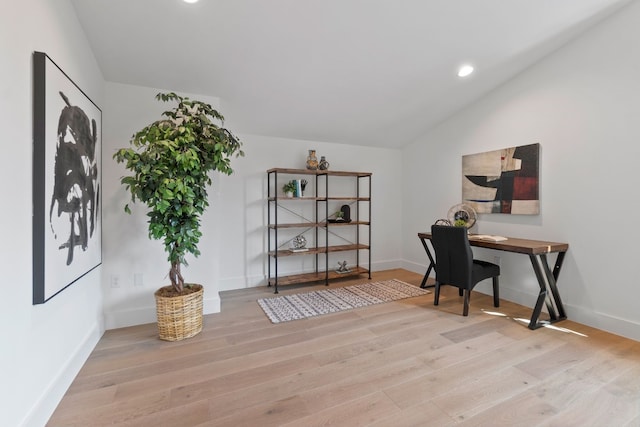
top-left (431, 224), bottom-right (500, 316)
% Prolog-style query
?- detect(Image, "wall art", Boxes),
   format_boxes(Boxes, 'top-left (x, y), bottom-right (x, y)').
top-left (462, 143), bottom-right (539, 215)
top-left (32, 51), bottom-right (102, 304)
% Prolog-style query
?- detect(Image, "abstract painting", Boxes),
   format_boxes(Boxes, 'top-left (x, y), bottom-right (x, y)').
top-left (33, 52), bottom-right (102, 304)
top-left (462, 143), bottom-right (539, 215)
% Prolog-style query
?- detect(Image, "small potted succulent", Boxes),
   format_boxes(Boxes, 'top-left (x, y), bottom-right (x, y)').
top-left (282, 181), bottom-right (296, 197)
top-left (453, 219), bottom-right (468, 227)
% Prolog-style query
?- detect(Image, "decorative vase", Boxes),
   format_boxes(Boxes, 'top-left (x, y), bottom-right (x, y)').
top-left (319, 156), bottom-right (330, 170)
top-left (306, 150), bottom-right (318, 170)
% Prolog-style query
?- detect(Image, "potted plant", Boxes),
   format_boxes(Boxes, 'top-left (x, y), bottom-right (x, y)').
top-left (326, 210), bottom-right (344, 223)
top-left (453, 219), bottom-right (468, 227)
top-left (113, 92), bottom-right (243, 341)
top-left (282, 180), bottom-right (296, 197)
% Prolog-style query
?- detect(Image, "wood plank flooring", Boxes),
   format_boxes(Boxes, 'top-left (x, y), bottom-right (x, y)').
top-left (48, 269), bottom-right (640, 426)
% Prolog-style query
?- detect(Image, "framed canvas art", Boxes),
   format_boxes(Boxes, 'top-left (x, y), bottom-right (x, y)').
top-left (462, 143), bottom-right (539, 215)
top-left (32, 51), bottom-right (102, 304)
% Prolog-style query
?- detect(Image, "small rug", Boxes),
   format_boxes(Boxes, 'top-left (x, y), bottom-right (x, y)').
top-left (257, 279), bottom-right (430, 324)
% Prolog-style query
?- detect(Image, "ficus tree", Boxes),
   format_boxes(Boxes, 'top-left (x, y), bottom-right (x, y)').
top-left (114, 92), bottom-right (244, 294)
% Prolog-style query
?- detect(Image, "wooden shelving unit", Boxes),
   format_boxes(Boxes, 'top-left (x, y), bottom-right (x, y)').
top-left (267, 168), bottom-right (372, 293)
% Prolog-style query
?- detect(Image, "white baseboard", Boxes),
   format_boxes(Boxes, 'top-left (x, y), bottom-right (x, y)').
top-left (22, 322), bottom-right (103, 427)
top-left (564, 305), bottom-right (640, 341)
top-left (401, 259), bottom-right (430, 276)
top-left (104, 292), bottom-right (221, 330)
top-left (468, 283), bottom-right (640, 342)
top-left (104, 261), bottom-right (640, 342)
top-left (217, 260), bottom-right (405, 292)
top-left (371, 259), bottom-right (403, 272)
top-left (401, 260), bottom-right (640, 341)
top-left (217, 274), bottom-right (264, 291)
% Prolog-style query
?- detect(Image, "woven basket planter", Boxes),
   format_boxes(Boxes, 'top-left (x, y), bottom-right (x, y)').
top-left (154, 284), bottom-right (204, 341)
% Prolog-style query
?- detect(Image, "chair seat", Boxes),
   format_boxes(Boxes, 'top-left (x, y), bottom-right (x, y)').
top-left (472, 260), bottom-right (500, 283)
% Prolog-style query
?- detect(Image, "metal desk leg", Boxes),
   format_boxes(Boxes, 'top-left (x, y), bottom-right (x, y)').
top-left (419, 237), bottom-right (436, 288)
top-left (527, 252), bottom-right (567, 329)
top-left (548, 251), bottom-right (567, 319)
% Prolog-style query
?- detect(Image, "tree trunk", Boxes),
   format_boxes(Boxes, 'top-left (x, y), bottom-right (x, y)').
top-left (169, 262), bottom-right (185, 293)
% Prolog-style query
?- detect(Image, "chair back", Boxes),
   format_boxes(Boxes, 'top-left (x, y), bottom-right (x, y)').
top-left (431, 225), bottom-right (473, 288)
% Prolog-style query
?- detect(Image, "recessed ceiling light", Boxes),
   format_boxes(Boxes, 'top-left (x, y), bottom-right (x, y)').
top-left (457, 64), bottom-right (474, 78)
top-left (183, 0), bottom-right (199, 3)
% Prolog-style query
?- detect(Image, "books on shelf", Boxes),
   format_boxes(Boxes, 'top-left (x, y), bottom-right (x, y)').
top-left (295, 179), bottom-right (302, 197)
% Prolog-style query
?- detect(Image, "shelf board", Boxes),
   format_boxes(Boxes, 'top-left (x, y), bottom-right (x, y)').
top-left (267, 168), bottom-right (371, 177)
top-left (269, 221), bottom-right (370, 229)
top-left (269, 243), bottom-right (370, 257)
top-left (321, 221), bottom-right (371, 226)
top-left (268, 266), bottom-right (370, 286)
top-left (268, 196), bottom-right (326, 201)
top-left (324, 243), bottom-right (369, 252)
top-left (269, 247), bottom-right (322, 257)
top-left (267, 168), bottom-right (322, 175)
top-left (268, 222), bottom-right (319, 229)
top-left (268, 197), bottom-right (371, 201)
top-left (324, 170), bottom-right (371, 177)
top-left (326, 197), bottom-right (371, 201)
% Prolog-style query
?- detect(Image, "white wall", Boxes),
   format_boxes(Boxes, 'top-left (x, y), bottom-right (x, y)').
top-left (102, 82), bottom-right (403, 329)
top-left (0, 1), bottom-right (105, 426)
top-left (402, 1), bottom-right (640, 340)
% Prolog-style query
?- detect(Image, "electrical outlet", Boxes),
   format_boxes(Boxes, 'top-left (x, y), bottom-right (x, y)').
top-left (493, 256), bottom-right (501, 266)
top-left (110, 275), bottom-right (120, 288)
top-left (134, 273), bottom-right (143, 287)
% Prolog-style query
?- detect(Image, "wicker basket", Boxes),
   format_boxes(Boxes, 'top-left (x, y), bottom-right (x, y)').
top-left (154, 284), bottom-right (204, 341)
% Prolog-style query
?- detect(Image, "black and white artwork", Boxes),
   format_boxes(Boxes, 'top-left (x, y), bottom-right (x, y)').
top-left (33, 51), bottom-right (102, 304)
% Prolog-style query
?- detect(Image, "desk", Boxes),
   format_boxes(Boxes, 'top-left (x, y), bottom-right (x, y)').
top-left (417, 232), bottom-right (569, 330)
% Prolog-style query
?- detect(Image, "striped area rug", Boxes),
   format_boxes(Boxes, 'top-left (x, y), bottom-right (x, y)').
top-left (257, 279), bottom-right (429, 324)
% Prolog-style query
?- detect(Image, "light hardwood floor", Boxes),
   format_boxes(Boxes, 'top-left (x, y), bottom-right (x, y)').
top-left (48, 269), bottom-right (640, 426)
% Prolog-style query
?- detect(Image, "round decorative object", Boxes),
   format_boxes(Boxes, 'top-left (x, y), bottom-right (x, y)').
top-left (292, 234), bottom-right (307, 249)
top-left (447, 203), bottom-right (477, 229)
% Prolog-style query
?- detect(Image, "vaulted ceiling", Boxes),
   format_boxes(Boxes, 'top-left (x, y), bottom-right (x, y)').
top-left (71, 0), bottom-right (630, 148)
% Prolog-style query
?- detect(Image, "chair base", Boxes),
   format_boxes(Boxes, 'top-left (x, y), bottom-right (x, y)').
top-left (434, 277), bottom-right (500, 316)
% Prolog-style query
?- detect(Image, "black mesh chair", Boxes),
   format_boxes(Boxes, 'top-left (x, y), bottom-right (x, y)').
top-left (431, 224), bottom-right (500, 316)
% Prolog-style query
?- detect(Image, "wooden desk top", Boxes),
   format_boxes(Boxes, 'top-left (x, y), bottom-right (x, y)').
top-left (417, 232), bottom-right (569, 255)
